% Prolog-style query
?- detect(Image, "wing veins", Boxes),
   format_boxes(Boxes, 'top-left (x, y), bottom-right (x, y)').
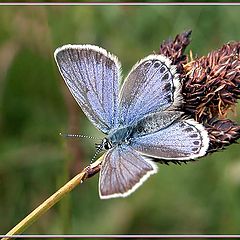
top-left (62, 70), bottom-right (110, 129)
top-left (129, 68), bottom-right (163, 113)
top-left (79, 51), bottom-right (108, 116)
top-left (101, 57), bottom-right (106, 107)
top-left (133, 68), bottom-right (173, 112)
top-left (91, 53), bottom-right (98, 91)
top-left (125, 64), bottom-right (161, 118)
top-left (112, 67), bottom-right (118, 126)
top-left (123, 62), bottom-right (151, 109)
top-left (121, 150), bottom-right (144, 172)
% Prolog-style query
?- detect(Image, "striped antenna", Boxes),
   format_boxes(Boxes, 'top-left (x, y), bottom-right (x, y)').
top-left (59, 133), bottom-right (101, 140)
top-left (90, 141), bottom-right (104, 164)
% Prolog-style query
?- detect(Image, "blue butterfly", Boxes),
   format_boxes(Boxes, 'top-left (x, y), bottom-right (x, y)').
top-left (54, 44), bottom-right (209, 199)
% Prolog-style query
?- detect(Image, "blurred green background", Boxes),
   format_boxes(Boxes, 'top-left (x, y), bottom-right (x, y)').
top-left (0, 5), bottom-right (240, 235)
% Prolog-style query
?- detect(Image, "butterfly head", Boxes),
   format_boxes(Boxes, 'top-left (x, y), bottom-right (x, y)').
top-left (101, 138), bottom-right (113, 150)
top-left (96, 126), bottom-right (133, 152)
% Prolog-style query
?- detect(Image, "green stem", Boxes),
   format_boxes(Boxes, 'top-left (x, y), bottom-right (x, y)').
top-left (2, 157), bottom-right (103, 240)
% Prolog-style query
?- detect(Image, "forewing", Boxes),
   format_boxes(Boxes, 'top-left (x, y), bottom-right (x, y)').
top-left (119, 54), bottom-right (181, 126)
top-left (54, 44), bottom-right (121, 133)
top-left (99, 145), bottom-right (157, 199)
top-left (130, 119), bottom-right (209, 160)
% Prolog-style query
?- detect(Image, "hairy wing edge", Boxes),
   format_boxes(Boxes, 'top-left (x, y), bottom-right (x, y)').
top-left (54, 44), bottom-right (122, 78)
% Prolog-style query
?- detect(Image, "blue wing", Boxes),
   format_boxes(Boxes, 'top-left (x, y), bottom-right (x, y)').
top-left (130, 119), bottom-right (209, 160)
top-left (54, 45), bottom-right (121, 134)
top-left (99, 145), bottom-right (157, 199)
top-left (119, 54), bottom-right (181, 126)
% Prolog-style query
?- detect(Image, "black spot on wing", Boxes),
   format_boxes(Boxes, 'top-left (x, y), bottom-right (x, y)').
top-left (160, 66), bottom-right (166, 73)
top-left (193, 141), bottom-right (200, 145)
top-left (153, 61), bottom-right (161, 68)
top-left (190, 134), bottom-right (199, 138)
top-left (192, 147), bottom-right (199, 152)
top-left (184, 127), bottom-right (194, 132)
top-left (163, 83), bottom-right (172, 92)
top-left (162, 72), bottom-right (170, 81)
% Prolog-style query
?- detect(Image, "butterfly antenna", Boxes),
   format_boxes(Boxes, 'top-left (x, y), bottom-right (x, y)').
top-left (59, 133), bottom-right (101, 140)
top-left (90, 142), bottom-right (103, 164)
top-left (60, 133), bottom-right (104, 164)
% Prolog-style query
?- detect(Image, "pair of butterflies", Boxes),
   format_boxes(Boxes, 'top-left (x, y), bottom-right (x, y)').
top-left (54, 44), bottom-right (209, 199)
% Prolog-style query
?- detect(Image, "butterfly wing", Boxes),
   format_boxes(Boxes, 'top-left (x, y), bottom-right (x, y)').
top-left (130, 118), bottom-right (209, 160)
top-left (119, 54), bottom-right (181, 126)
top-left (132, 111), bottom-right (183, 137)
top-left (54, 45), bottom-right (121, 134)
top-left (99, 145), bottom-right (157, 199)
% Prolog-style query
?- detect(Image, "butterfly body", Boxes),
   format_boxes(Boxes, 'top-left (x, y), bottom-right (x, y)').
top-left (54, 44), bottom-right (209, 199)
top-left (107, 125), bottom-right (133, 146)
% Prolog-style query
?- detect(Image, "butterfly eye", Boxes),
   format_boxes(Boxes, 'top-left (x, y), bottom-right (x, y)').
top-left (105, 142), bottom-right (112, 150)
top-left (102, 138), bottom-right (112, 150)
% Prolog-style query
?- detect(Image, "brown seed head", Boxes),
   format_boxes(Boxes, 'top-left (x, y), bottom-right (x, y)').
top-left (158, 31), bottom-right (240, 156)
top-left (159, 30), bottom-right (192, 75)
top-left (205, 118), bottom-right (240, 152)
top-left (183, 42), bottom-right (240, 122)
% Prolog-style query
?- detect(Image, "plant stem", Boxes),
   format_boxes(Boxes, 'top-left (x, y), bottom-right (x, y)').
top-left (2, 157), bottom-right (103, 240)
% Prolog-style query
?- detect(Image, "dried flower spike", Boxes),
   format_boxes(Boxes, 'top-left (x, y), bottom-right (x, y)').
top-left (159, 30), bottom-right (192, 75)
top-left (183, 42), bottom-right (240, 122)
top-left (205, 118), bottom-right (240, 152)
top-left (160, 31), bottom-right (240, 154)
top-left (159, 31), bottom-right (240, 154)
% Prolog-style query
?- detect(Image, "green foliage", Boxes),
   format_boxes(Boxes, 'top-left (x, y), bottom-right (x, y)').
top-left (0, 5), bottom-right (240, 234)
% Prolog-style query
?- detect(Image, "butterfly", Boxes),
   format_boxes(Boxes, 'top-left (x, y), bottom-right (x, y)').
top-left (54, 44), bottom-right (209, 199)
